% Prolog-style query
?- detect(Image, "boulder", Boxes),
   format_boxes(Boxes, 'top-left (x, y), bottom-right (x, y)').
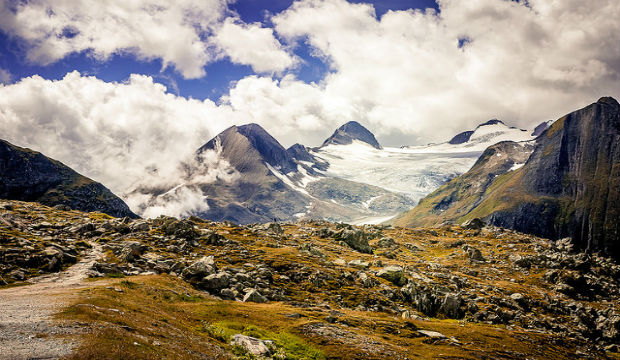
top-left (242, 289), bottom-right (268, 303)
top-left (348, 259), bottom-right (369, 269)
top-left (230, 334), bottom-right (270, 356)
top-left (200, 272), bottom-right (230, 291)
top-left (161, 218), bottom-right (199, 240)
top-left (336, 230), bottom-right (372, 253)
top-left (441, 293), bottom-right (463, 319)
top-left (119, 241), bottom-right (146, 262)
top-left (464, 245), bottom-right (485, 262)
top-left (376, 266), bottom-right (407, 286)
top-left (462, 218), bottom-right (485, 230)
top-left (181, 256), bottom-right (216, 282)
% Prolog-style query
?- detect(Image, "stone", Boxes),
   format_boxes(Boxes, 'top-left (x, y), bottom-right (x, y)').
top-left (348, 259), bottom-right (369, 269)
top-left (464, 245), bottom-right (485, 262)
top-left (243, 289), bottom-right (268, 303)
top-left (201, 272), bottom-right (230, 291)
top-left (376, 237), bottom-right (396, 248)
top-left (181, 256), bottom-right (216, 282)
top-left (161, 218), bottom-right (199, 240)
top-left (220, 288), bottom-right (236, 300)
top-left (441, 293), bottom-right (463, 319)
top-left (230, 334), bottom-right (270, 356)
top-left (8, 269), bottom-right (25, 281)
top-left (119, 241), bottom-right (146, 262)
top-left (357, 272), bottom-right (376, 288)
top-left (418, 330), bottom-right (447, 339)
top-left (605, 344), bottom-right (620, 353)
top-left (376, 266), bottom-right (407, 286)
top-left (336, 229), bottom-right (372, 253)
top-left (129, 221), bottom-right (150, 232)
top-left (462, 218), bottom-right (485, 230)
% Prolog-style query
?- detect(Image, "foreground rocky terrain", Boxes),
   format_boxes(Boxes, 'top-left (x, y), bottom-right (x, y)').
top-left (1, 199), bottom-right (620, 359)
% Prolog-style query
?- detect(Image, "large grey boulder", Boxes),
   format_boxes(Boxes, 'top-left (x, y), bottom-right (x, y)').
top-left (181, 256), bottom-right (216, 282)
top-left (243, 289), bottom-right (268, 303)
top-left (441, 293), bottom-right (463, 319)
top-left (376, 266), bottom-right (406, 286)
top-left (336, 229), bottom-right (372, 253)
top-left (201, 271), bottom-right (230, 291)
top-left (230, 334), bottom-right (271, 356)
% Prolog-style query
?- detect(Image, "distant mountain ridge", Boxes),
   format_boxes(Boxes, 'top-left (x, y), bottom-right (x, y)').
top-left (0, 139), bottom-right (137, 218)
top-left (394, 97), bottom-right (620, 259)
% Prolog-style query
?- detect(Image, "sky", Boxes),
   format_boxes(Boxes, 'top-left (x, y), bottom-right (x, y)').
top-left (0, 0), bottom-right (619, 201)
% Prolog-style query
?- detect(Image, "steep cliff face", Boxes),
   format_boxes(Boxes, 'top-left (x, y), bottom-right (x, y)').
top-left (0, 139), bottom-right (137, 218)
top-left (395, 97), bottom-right (620, 259)
top-left (499, 97), bottom-right (620, 256)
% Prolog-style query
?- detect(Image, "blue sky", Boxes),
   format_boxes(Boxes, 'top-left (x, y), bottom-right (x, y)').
top-left (0, 0), bottom-right (439, 101)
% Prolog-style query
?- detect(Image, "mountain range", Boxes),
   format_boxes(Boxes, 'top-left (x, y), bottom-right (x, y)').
top-left (128, 117), bottom-right (545, 225)
top-left (395, 97), bottom-right (620, 259)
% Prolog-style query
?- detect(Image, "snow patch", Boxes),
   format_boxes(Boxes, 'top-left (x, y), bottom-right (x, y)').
top-left (265, 163), bottom-right (310, 195)
top-left (509, 163), bottom-right (525, 171)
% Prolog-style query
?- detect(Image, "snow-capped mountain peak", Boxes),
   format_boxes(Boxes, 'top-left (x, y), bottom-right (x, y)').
top-left (321, 121), bottom-right (382, 149)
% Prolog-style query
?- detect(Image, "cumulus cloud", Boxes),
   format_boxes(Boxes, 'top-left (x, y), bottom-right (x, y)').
top-left (213, 18), bottom-right (297, 73)
top-left (0, 71), bottom-right (240, 195)
top-left (0, 0), bottom-right (228, 78)
top-left (0, 0), bottom-right (295, 79)
top-left (262, 0), bottom-right (620, 145)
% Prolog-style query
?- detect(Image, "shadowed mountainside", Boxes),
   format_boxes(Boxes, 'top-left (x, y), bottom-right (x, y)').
top-left (0, 139), bottom-right (137, 218)
top-left (394, 97), bottom-right (620, 259)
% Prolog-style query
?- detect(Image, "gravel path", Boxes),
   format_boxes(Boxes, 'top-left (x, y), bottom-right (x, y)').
top-left (0, 244), bottom-right (103, 360)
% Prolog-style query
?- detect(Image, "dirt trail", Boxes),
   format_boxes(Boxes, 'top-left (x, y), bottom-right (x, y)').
top-left (0, 244), bottom-right (103, 360)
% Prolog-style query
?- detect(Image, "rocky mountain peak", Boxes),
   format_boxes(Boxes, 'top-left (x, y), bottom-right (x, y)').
top-left (322, 121), bottom-right (382, 149)
top-left (477, 119), bottom-right (505, 127)
top-left (199, 123), bottom-right (297, 174)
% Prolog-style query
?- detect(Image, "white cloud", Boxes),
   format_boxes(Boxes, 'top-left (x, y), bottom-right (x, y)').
top-left (0, 71), bottom-right (240, 195)
top-left (126, 148), bottom-right (240, 218)
top-left (262, 0), bottom-right (620, 145)
top-left (0, 0), bottom-right (228, 78)
top-left (0, 1), bottom-right (297, 80)
top-left (213, 18), bottom-right (297, 73)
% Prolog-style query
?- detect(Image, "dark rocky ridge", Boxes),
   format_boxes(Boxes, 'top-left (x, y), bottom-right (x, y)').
top-left (322, 121), bottom-right (382, 149)
top-left (531, 120), bottom-right (552, 137)
top-left (448, 130), bottom-right (474, 145)
top-left (396, 97), bottom-right (620, 260)
top-left (0, 139), bottom-right (137, 218)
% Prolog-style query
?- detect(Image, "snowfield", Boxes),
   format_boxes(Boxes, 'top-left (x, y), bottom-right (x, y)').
top-left (310, 122), bottom-right (538, 206)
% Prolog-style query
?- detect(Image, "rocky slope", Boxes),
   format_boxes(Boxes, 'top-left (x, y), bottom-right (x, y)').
top-left (0, 139), bottom-right (137, 218)
top-left (1, 199), bottom-right (620, 359)
top-left (394, 97), bottom-right (620, 260)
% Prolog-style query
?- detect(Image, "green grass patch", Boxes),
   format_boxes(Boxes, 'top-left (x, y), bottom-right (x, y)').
top-left (204, 321), bottom-right (325, 360)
